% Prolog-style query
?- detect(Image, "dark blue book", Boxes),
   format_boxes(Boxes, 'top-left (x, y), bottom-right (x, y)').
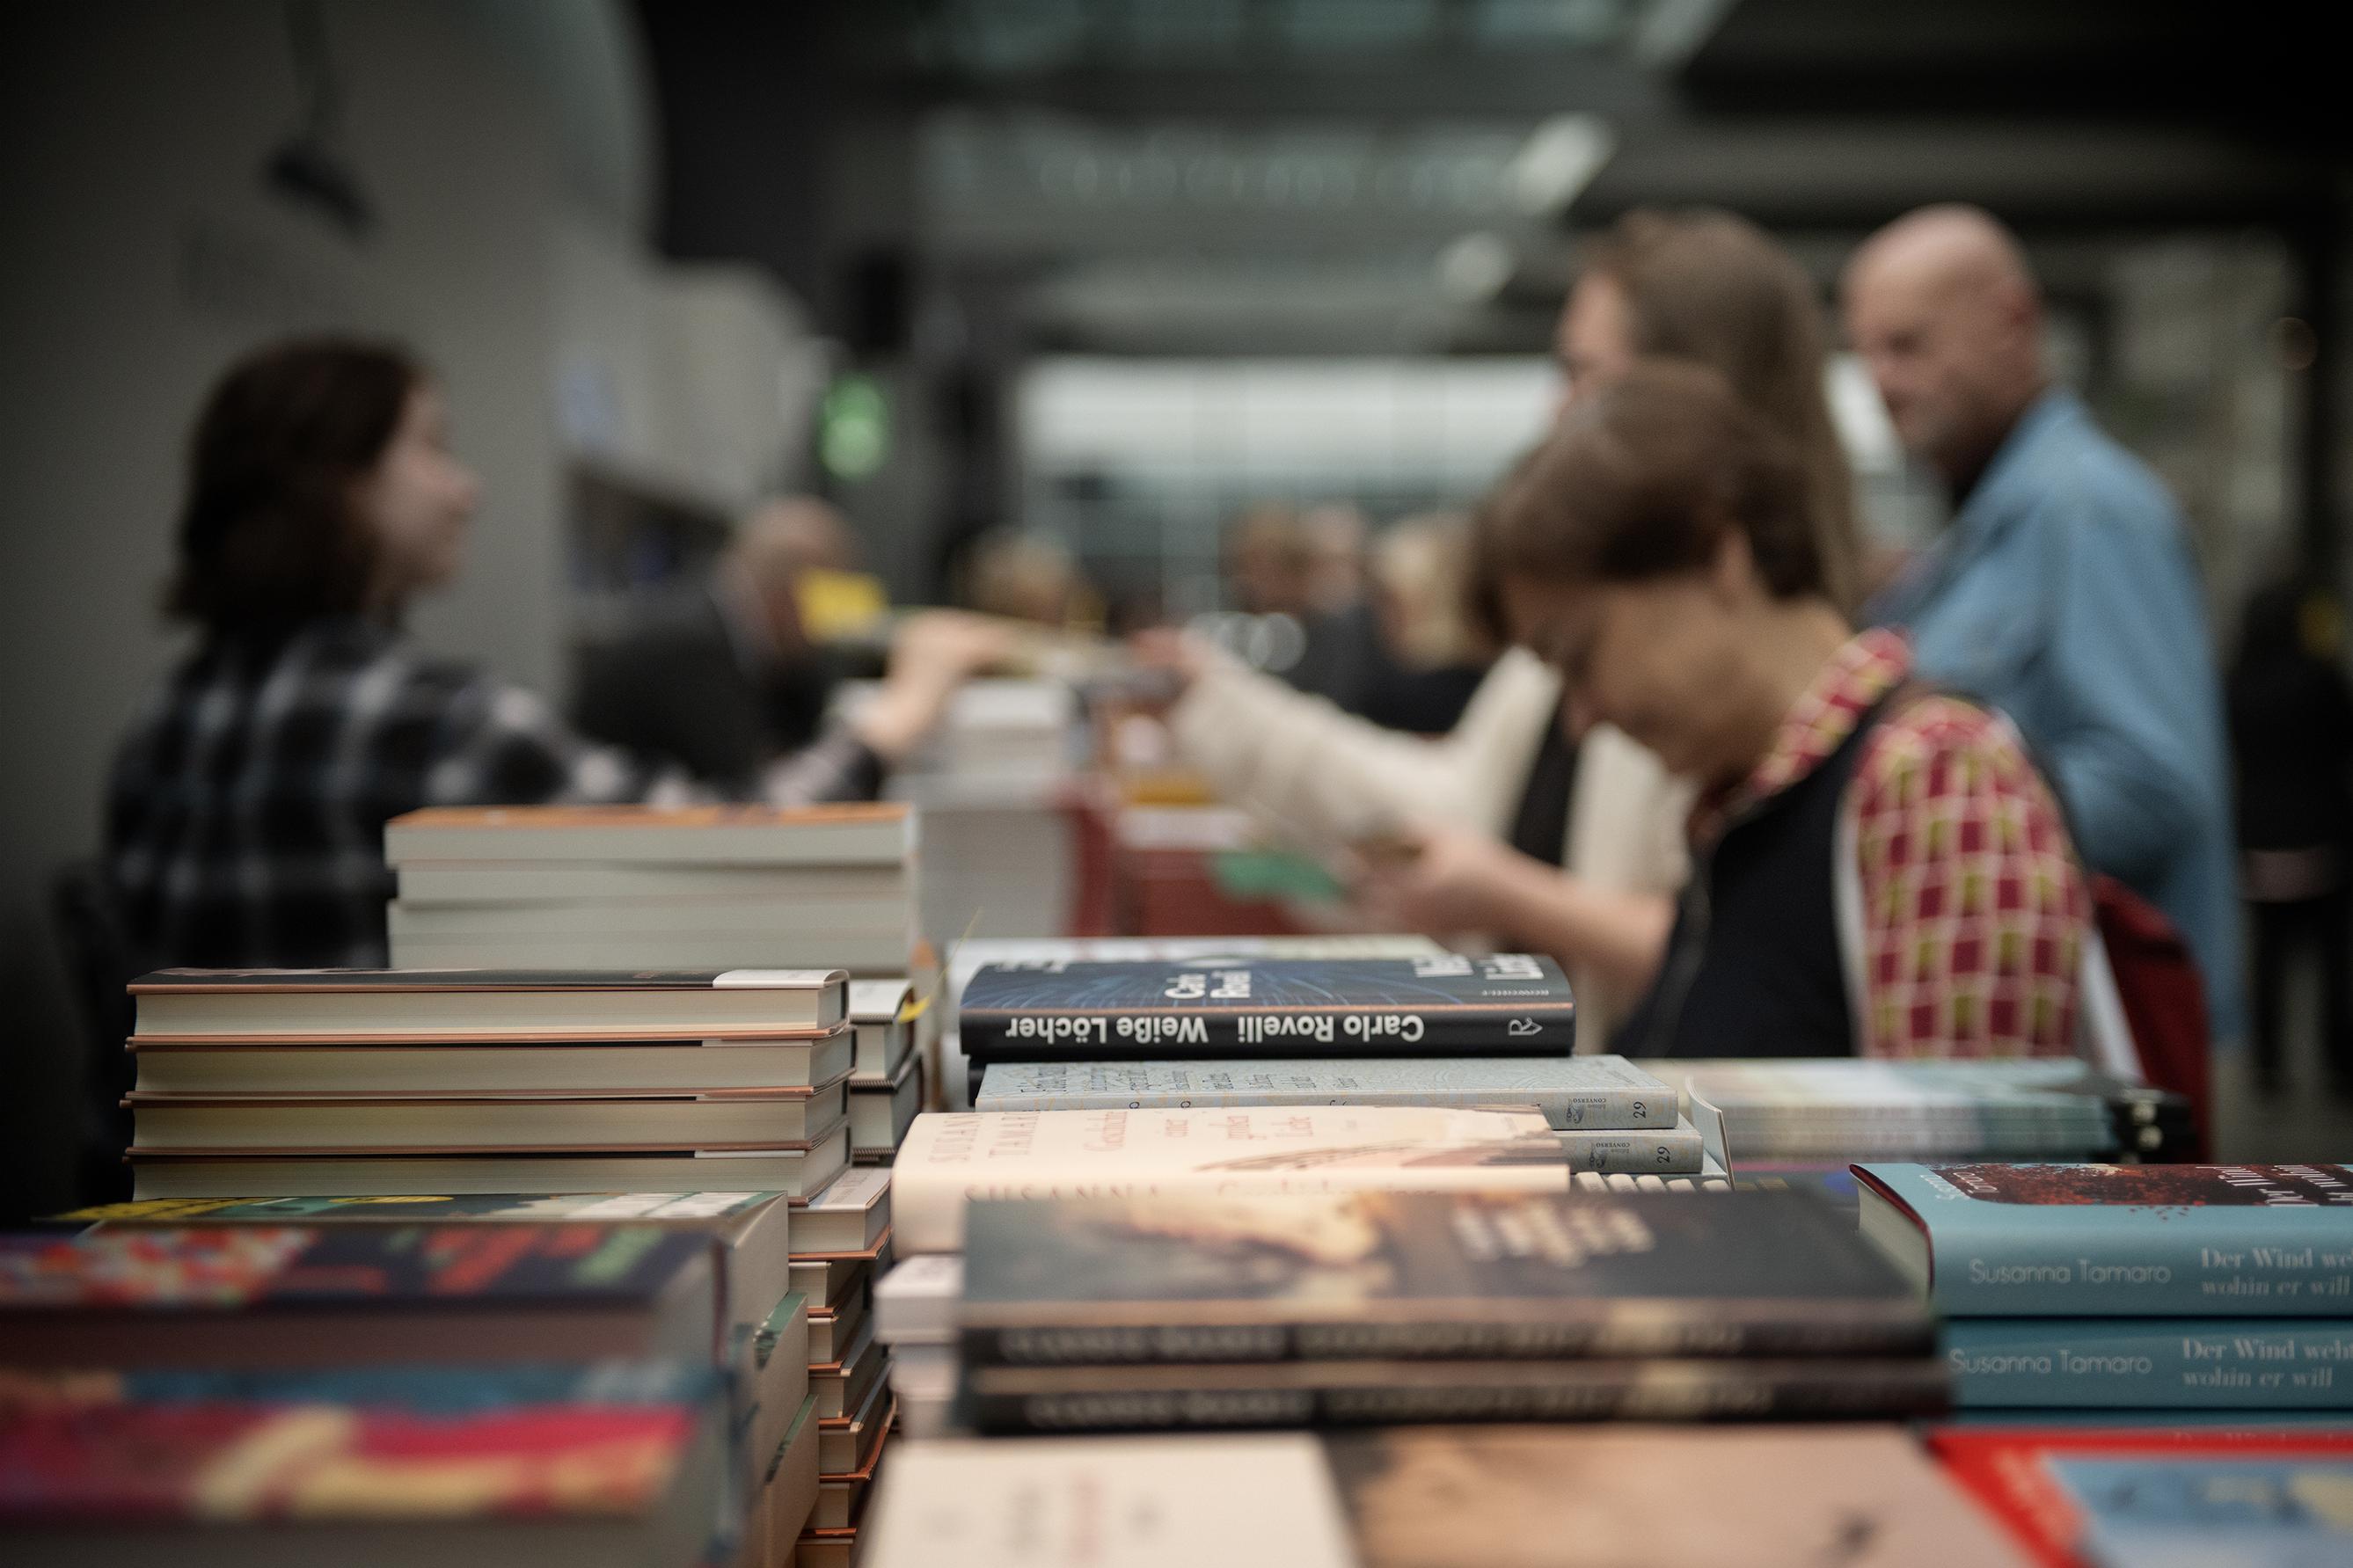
top-left (959, 954), bottom-right (1576, 1065)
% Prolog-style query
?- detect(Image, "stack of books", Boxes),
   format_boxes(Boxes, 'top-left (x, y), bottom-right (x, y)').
top-left (0, 1217), bottom-right (809, 1566)
top-left (955, 952), bottom-right (1581, 1107)
top-left (859, 1426), bottom-right (2032, 1568)
top-left (786, 1167), bottom-right (897, 1568)
top-left (1858, 1162), bottom-right (2353, 1424)
top-left (976, 1054), bottom-right (1710, 1178)
top-left (848, 978), bottom-right (923, 1164)
top-left (873, 1253), bottom-right (962, 1438)
top-left (384, 804), bottom-right (921, 975)
top-left (1672, 1060), bottom-right (2197, 1168)
top-left (120, 967), bottom-right (855, 1200)
top-left (947, 1188), bottom-right (1946, 1433)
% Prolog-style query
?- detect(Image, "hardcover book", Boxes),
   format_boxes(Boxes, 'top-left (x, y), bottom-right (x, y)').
top-left (125, 1081), bottom-right (851, 1150)
top-left (1943, 1318), bottom-right (2353, 1408)
top-left (962, 1355), bottom-right (1948, 1433)
top-left (851, 1056), bottom-right (924, 1157)
top-left (65, 1191), bottom-right (794, 1341)
top-left (0, 1226), bottom-right (719, 1368)
top-left (130, 966), bottom-right (848, 1039)
top-left (128, 1127), bottom-right (851, 1202)
top-left (959, 1191), bottom-right (1930, 1367)
top-left (129, 1027), bottom-right (858, 1096)
top-left (1328, 1425), bottom-right (2031, 1568)
top-left (2046, 1455), bottom-right (2353, 1568)
top-left (864, 1434), bottom-right (1356, 1568)
top-left (817, 1374), bottom-right (892, 1475)
top-left (849, 979), bottom-right (917, 1082)
top-left (384, 802), bottom-right (916, 865)
top-left (959, 954), bottom-right (1575, 1063)
top-left (893, 1107), bottom-right (1574, 1253)
top-left (874, 1254), bottom-right (964, 1346)
top-left (754, 1395), bottom-right (824, 1568)
top-left (1855, 1163), bottom-right (2353, 1316)
top-left (974, 1054), bottom-right (1671, 1129)
top-left (795, 1168), bottom-right (894, 1254)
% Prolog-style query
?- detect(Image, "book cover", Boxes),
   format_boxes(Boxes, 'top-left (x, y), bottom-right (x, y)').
top-left (384, 802), bottom-right (915, 865)
top-left (2046, 1455), bottom-right (2353, 1568)
top-left (960, 1191), bottom-right (1929, 1367)
top-left (974, 1054), bottom-right (1671, 1130)
top-left (963, 1354), bottom-right (1948, 1433)
top-left (1944, 1318), bottom-right (2353, 1408)
top-left (959, 954), bottom-right (1575, 1063)
top-left (894, 1107), bottom-right (1575, 1254)
top-left (1855, 1163), bottom-right (2353, 1316)
top-left (1328, 1426), bottom-right (2033, 1568)
top-left (862, 1434), bottom-right (1356, 1568)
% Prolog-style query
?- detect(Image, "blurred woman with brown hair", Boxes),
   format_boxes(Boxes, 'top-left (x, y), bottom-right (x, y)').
top-left (1150, 209), bottom-right (1861, 1033)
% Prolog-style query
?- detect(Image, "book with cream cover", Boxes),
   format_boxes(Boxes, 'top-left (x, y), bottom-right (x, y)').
top-left (959, 954), bottom-right (1575, 1063)
top-left (130, 1027), bottom-right (857, 1096)
top-left (384, 802), bottom-right (915, 865)
top-left (125, 1081), bottom-right (851, 1150)
top-left (892, 1107), bottom-right (1574, 1253)
top-left (975, 1054), bottom-right (1670, 1129)
top-left (959, 1191), bottom-right (1931, 1367)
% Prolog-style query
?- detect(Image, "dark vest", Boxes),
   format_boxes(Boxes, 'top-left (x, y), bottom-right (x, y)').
top-left (1612, 687), bottom-right (1904, 1060)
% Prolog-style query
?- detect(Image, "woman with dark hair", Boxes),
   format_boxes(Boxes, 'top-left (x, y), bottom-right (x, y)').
top-left (1472, 361), bottom-right (2089, 1058)
top-left (108, 337), bottom-right (1003, 968)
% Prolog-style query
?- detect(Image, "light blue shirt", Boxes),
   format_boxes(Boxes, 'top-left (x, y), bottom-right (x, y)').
top-left (1868, 388), bottom-right (2244, 1045)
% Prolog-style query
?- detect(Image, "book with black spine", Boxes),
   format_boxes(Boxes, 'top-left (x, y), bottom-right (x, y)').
top-left (958, 1191), bottom-right (1932, 1368)
top-left (959, 954), bottom-right (1575, 1065)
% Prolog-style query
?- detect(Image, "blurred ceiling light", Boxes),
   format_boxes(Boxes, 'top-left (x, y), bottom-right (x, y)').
top-left (1509, 114), bottom-right (1615, 217)
top-left (1439, 231), bottom-right (1518, 303)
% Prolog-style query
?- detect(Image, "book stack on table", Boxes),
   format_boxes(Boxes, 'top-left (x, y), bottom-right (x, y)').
top-left (846, 979), bottom-right (924, 1166)
top-left (384, 803), bottom-right (923, 976)
top-left (786, 1168), bottom-right (897, 1568)
top-left (0, 1214), bottom-right (812, 1567)
top-left (1860, 1162), bottom-right (2353, 1426)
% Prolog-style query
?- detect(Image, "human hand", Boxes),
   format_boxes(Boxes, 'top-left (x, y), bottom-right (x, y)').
top-left (1350, 821), bottom-right (1525, 938)
top-left (852, 611), bottom-right (1019, 762)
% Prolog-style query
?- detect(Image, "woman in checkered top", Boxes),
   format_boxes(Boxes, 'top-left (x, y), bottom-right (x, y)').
top-left (106, 338), bottom-right (1005, 968)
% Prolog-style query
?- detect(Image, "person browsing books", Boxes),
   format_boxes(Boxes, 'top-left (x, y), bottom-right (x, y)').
top-left (1463, 359), bottom-right (2092, 1059)
top-left (1137, 210), bottom-right (1863, 1039)
top-left (106, 337), bottom-right (1010, 967)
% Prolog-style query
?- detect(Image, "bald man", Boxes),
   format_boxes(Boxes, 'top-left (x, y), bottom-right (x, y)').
top-left (1845, 205), bottom-right (2243, 1043)
top-left (573, 497), bottom-right (862, 791)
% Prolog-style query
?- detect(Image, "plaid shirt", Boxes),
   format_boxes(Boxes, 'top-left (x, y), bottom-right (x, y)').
top-left (106, 618), bottom-right (882, 968)
top-left (1692, 629), bottom-right (2090, 1058)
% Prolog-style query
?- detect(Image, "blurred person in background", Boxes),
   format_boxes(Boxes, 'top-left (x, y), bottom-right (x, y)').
top-left (2228, 577), bottom-right (2353, 1094)
top-left (1471, 361), bottom-right (2090, 1058)
top-left (1845, 204), bottom-right (2243, 1046)
top-left (1357, 513), bottom-right (1494, 735)
top-left (961, 528), bottom-right (1100, 631)
top-left (1150, 208), bottom-right (1861, 1037)
top-left (1217, 501), bottom-right (1400, 716)
top-left (573, 494), bottom-right (860, 791)
top-left (106, 338), bottom-right (1007, 969)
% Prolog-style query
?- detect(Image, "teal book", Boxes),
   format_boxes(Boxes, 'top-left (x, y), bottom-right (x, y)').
top-left (1946, 1319), bottom-right (2353, 1408)
top-left (2046, 1455), bottom-right (2353, 1568)
top-left (1855, 1163), bottom-right (2353, 1316)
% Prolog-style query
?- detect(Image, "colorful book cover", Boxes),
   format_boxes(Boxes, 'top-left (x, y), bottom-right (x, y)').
top-left (1855, 1163), bottom-right (2353, 1316)
top-left (974, 1054), bottom-right (1671, 1129)
top-left (57, 1192), bottom-right (783, 1225)
top-left (959, 1190), bottom-right (1932, 1366)
top-left (1945, 1319), bottom-right (2353, 1408)
top-left (2047, 1455), bottom-right (2353, 1568)
top-left (959, 954), bottom-right (1575, 1062)
top-left (0, 1225), bottom-right (708, 1312)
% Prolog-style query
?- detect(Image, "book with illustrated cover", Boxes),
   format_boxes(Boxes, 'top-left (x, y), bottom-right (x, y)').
top-left (1856, 1163), bottom-right (2353, 1316)
top-left (975, 1054), bottom-right (1671, 1129)
top-left (962, 1354), bottom-right (1948, 1433)
top-left (129, 1027), bottom-right (856, 1096)
top-left (1330, 1425), bottom-right (2030, 1568)
top-left (0, 1226), bottom-right (718, 1368)
top-left (0, 1365), bottom-right (726, 1568)
top-left (64, 1191), bottom-right (794, 1341)
top-left (128, 1127), bottom-right (850, 1203)
top-left (864, 1434), bottom-right (1356, 1568)
top-left (125, 1081), bottom-right (851, 1150)
top-left (959, 954), bottom-right (1575, 1064)
top-left (959, 1191), bottom-right (1929, 1367)
top-left (894, 1107), bottom-right (1573, 1254)
top-left (384, 802), bottom-right (916, 865)
top-left (130, 966), bottom-right (848, 1039)
top-left (1943, 1318), bottom-right (2353, 1408)
top-left (2046, 1455), bottom-right (2353, 1568)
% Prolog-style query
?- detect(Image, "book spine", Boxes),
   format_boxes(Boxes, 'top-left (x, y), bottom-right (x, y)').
top-left (1944, 1320), bottom-right (2353, 1408)
top-left (1560, 1124), bottom-right (1703, 1175)
top-left (968, 1363), bottom-right (1948, 1435)
top-left (958, 1310), bottom-right (1935, 1369)
top-left (961, 1006), bottom-right (1575, 1062)
top-left (972, 1083), bottom-right (1669, 1130)
top-left (1929, 1219), bottom-right (2353, 1316)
